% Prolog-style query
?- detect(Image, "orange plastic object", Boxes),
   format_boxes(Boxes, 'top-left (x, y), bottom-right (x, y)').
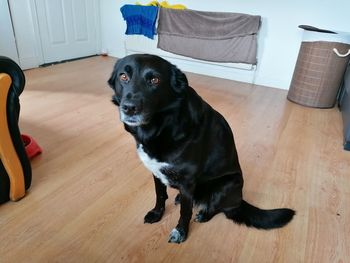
top-left (0, 73), bottom-right (25, 201)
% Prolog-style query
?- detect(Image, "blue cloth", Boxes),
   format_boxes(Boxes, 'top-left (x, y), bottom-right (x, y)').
top-left (120, 5), bottom-right (158, 39)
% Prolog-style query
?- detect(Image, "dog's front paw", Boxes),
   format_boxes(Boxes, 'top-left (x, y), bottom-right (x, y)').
top-left (144, 208), bottom-right (164, 224)
top-left (168, 228), bottom-right (187, 243)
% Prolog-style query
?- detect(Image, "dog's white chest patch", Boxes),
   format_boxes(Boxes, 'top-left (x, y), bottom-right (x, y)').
top-left (137, 144), bottom-right (170, 185)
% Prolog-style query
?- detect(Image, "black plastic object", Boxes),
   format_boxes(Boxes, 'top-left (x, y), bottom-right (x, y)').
top-left (0, 56), bottom-right (32, 204)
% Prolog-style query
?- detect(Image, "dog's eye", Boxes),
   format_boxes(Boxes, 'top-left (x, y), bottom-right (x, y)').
top-left (119, 73), bottom-right (129, 82)
top-left (150, 77), bottom-right (160, 85)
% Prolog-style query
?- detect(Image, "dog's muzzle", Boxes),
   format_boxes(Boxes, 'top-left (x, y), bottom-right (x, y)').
top-left (120, 101), bottom-right (146, 126)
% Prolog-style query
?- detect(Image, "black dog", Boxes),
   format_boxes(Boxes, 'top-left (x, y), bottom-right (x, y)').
top-left (108, 54), bottom-right (295, 243)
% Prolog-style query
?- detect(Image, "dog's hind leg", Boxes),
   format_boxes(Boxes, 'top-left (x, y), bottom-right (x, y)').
top-left (144, 175), bottom-right (168, 224)
top-left (194, 194), bottom-right (226, 223)
top-left (194, 174), bottom-right (243, 223)
top-left (194, 206), bottom-right (218, 222)
top-left (174, 193), bottom-right (181, 205)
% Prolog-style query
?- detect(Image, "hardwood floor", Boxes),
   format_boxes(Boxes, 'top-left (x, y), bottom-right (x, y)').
top-left (0, 56), bottom-right (349, 262)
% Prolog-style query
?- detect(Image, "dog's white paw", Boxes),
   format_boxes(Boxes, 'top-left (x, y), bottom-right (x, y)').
top-left (168, 228), bottom-right (186, 243)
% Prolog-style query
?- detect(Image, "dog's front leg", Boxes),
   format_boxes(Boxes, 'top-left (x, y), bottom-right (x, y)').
top-left (144, 175), bottom-right (168, 223)
top-left (168, 186), bottom-right (194, 243)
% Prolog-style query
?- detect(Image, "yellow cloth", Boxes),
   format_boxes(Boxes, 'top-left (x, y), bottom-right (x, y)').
top-left (136, 1), bottom-right (186, 9)
top-left (135, 0), bottom-right (158, 6)
top-left (160, 1), bottom-right (186, 9)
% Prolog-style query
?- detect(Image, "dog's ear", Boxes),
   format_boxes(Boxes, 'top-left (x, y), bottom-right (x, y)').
top-left (111, 94), bottom-right (120, 106)
top-left (108, 69), bottom-right (117, 89)
top-left (108, 60), bottom-right (122, 106)
top-left (170, 65), bottom-right (188, 93)
top-left (108, 60), bottom-right (122, 89)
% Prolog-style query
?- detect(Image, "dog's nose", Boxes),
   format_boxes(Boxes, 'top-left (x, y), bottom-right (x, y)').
top-left (121, 102), bottom-right (140, 115)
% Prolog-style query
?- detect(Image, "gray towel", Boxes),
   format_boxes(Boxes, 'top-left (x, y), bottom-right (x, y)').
top-left (157, 9), bottom-right (261, 64)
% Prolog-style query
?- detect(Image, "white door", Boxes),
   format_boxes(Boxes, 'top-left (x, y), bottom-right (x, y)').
top-left (0, 0), bottom-right (19, 63)
top-left (35, 0), bottom-right (100, 64)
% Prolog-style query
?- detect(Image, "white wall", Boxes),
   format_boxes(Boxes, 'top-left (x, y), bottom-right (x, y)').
top-left (100, 0), bottom-right (128, 58)
top-left (100, 0), bottom-right (350, 90)
top-left (0, 0), bottom-right (19, 63)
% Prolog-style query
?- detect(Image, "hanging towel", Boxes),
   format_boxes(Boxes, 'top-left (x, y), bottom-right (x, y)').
top-left (157, 9), bottom-right (261, 64)
top-left (120, 5), bottom-right (159, 39)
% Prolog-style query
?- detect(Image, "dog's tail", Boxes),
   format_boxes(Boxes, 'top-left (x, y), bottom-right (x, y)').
top-left (224, 200), bottom-right (295, 229)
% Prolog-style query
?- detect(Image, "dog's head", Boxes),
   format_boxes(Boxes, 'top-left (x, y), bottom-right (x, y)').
top-left (108, 54), bottom-right (188, 127)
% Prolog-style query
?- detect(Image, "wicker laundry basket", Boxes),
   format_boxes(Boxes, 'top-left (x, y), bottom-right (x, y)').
top-left (288, 41), bottom-right (350, 108)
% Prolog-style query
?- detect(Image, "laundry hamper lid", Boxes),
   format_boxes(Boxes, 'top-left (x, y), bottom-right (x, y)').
top-left (299, 25), bottom-right (350, 44)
